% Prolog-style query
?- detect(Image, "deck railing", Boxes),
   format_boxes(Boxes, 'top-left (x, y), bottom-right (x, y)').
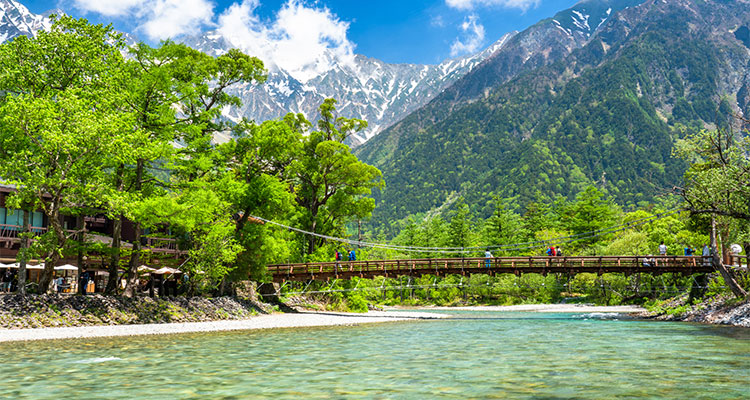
top-left (0, 224), bottom-right (47, 241)
top-left (144, 237), bottom-right (182, 254)
top-left (267, 255), bottom-right (717, 282)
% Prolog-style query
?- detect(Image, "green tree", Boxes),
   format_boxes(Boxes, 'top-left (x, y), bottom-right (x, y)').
top-left (559, 186), bottom-right (620, 249)
top-left (0, 16), bottom-right (138, 293)
top-left (674, 127), bottom-right (750, 297)
top-left (448, 198), bottom-right (474, 250)
top-left (219, 116), bottom-right (304, 280)
top-left (292, 99), bottom-right (384, 254)
top-left (482, 198), bottom-right (525, 255)
top-left (116, 42), bottom-right (267, 296)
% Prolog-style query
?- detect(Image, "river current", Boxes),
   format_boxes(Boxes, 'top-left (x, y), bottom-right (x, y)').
top-left (0, 310), bottom-right (748, 399)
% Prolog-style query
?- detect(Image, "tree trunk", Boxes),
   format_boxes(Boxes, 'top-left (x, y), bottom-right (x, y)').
top-left (39, 211), bottom-right (65, 293)
top-left (106, 164), bottom-right (126, 295)
top-left (123, 222), bottom-right (142, 298)
top-left (105, 216), bottom-right (123, 294)
top-left (307, 216), bottom-right (317, 255)
top-left (711, 216), bottom-right (747, 298)
top-left (76, 214), bottom-right (85, 274)
top-left (123, 160), bottom-right (145, 298)
top-left (16, 209), bottom-right (30, 296)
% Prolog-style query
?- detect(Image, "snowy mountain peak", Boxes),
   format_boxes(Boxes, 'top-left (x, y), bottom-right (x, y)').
top-left (0, 0), bottom-right (49, 42)
top-left (1, 0), bottom-right (514, 147)
top-left (187, 30), bottom-right (515, 146)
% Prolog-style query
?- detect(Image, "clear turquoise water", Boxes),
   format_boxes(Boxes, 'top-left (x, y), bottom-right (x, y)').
top-left (0, 311), bottom-right (748, 399)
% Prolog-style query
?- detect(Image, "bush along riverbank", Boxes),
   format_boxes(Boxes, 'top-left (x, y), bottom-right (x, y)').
top-left (0, 294), bottom-right (271, 330)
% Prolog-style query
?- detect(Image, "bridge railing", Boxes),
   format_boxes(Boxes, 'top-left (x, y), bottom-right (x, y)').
top-left (267, 255), bottom-right (712, 280)
top-left (730, 255), bottom-right (748, 268)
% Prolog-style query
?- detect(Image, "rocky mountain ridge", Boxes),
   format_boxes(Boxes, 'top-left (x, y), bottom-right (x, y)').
top-left (184, 32), bottom-right (514, 146)
top-left (356, 0), bottom-right (750, 234)
top-left (0, 0), bottom-right (516, 146)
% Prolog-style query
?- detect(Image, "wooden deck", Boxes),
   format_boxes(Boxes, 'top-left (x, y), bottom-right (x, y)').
top-left (267, 255), bottom-right (728, 283)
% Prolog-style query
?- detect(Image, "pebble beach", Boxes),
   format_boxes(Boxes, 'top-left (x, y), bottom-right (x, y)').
top-left (0, 310), bottom-right (446, 342)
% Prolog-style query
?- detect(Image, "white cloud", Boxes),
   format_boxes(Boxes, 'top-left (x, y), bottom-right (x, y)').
top-left (140, 0), bottom-right (215, 40)
top-left (431, 15), bottom-right (446, 28)
top-left (450, 14), bottom-right (485, 56)
top-left (217, 0), bottom-right (355, 83)
top-left (72, 0), bottom-right (215, 40)
top-left (71, 0), bottom-right (357, 82)
top-left (446, 0), bottom-right (541, 11)
top-left (71, 0), bottom-right (147, 17)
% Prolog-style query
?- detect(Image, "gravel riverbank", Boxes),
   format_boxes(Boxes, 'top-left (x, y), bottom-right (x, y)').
top-left (0, 310), bottom-right (446, 342)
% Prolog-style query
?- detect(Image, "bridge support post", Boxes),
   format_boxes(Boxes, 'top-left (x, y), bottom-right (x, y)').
top-left (400, 277), bottom-right (405, 302)
top-left (688, 273), bottom-right (708, 303)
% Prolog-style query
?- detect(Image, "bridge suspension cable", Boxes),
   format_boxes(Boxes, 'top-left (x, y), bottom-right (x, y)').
top-left (248, 208), bottom-right (682, 254)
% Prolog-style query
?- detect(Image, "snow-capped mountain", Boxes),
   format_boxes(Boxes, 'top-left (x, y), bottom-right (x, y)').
top-left (0, 0), bottom-right (513, 146)
top-left (184, 32), bottom-right (514, 146)
top-left (0, 0), bottom-right (49, 43)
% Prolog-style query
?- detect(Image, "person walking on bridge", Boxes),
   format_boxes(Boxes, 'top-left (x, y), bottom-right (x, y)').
top-left (658, 241), bottom-right (667, 256)
top-left (334, 250), bottom-right (341, 273)
top-left (702, 243), bottom-right (711, 266)
top-left (484, 249), bottom-right (493, 268)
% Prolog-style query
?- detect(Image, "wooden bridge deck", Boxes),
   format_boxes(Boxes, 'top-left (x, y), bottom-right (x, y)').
top-left (267, 255), bottom-right (728, 283)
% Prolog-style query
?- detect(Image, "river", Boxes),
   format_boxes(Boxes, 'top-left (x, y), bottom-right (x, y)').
top-left (0, 310), bottom-right (748, 399)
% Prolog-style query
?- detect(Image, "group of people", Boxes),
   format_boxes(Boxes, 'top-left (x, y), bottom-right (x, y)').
top-left (334, 249), bottom-right (356, 262)
top-left (546, 246), bottom-right (563, 257)
top-left (643, 242), bottom-right (713, 267)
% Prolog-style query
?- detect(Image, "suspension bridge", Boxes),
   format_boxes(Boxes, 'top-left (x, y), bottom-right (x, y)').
top-left (253, 209), bottom-right (748, 285)
top-left (267, 255), bottom-right (725, 283)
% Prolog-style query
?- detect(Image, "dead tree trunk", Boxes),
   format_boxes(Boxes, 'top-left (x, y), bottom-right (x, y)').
top-left (711, 216), bottom-right (747, 298)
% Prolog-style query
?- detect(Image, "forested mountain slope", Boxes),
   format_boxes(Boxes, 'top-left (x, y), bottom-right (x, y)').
top-left (358, 0), bottom-right (750, 235)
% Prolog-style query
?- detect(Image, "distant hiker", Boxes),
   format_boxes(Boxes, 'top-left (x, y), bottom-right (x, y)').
top-left (658, 241), bottom-right (667, 256)
top-left (55, 276), bottom-right (64, 294)
top-left (546, 247), bottom-right (555, 256)
top-left (485, 249), bottom-right (493, 268)
top-left (2, 269), bottom-right (11, 293)
top-left (334, 250), bottom-right (341, 273)
top-left (684, 245), bottom-right (694, 256)
top-left (702, 244), bottom-right (711, 266)
top-left (555, 246), bottom-right (563, 257)
top-left (79, 270), bottom-right (91, 295)
top-left (642, 255), bottom-right (655, 268)
top-left (349, 249), bottom-right (356, 261)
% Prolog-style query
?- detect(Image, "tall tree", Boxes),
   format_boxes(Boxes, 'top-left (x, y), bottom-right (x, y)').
top-left (0, 16), bottom-right (138, 293)
top-left (292, 99), bottom-right (384, 255)
top-left (115, 42), bottom-right (267, 297)
top-left (219, 115), bottom-right (304, 280)
top-left (483, 198), bottom-right (525, 255)
top-left (448, 198), bottom-right (474, 250)
top-left (674, 127), bottom-right (750, 298)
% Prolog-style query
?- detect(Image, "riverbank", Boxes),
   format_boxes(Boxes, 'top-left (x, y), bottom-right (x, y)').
top-left (0, 294), bottom-right (270, 330)
top-left (0, 310), bottom-right (446, 342)
top-left (2, 294), bottom-right (746, 343)
top-left (639, 294), bottom-right (750, 327)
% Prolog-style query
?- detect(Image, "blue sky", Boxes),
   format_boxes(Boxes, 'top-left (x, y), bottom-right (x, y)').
top-left (21, 0), bottom-right (578, 65)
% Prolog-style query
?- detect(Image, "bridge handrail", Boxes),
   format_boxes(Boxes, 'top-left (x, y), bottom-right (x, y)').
top-left (266, 255), bottom-right (711, 276)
